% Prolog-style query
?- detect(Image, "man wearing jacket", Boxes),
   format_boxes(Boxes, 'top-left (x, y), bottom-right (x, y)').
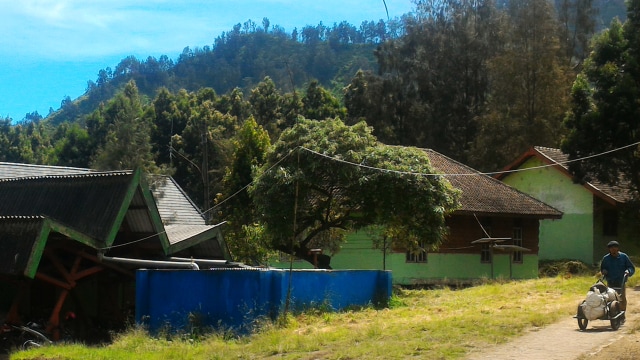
top-left (601, 240), bottom-right (635, 323)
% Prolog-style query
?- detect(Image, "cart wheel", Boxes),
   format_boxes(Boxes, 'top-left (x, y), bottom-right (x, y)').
top-left (577, 303), bottom-right (588, 330)
top-left (610, 301), bottom-right (621, 330)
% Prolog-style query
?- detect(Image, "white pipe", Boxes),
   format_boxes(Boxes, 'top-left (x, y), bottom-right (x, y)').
top-left (168, 257), bottom-right (245, 267)
top-left (98, 254), bottom-right (200, 270)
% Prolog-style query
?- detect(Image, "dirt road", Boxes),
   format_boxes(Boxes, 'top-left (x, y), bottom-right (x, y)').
top-left (466, 285), bottom-right (640, 360)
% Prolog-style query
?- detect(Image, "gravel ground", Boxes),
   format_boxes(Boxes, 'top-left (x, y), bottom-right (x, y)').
top-left (466, 285), bottom-right (640, 360)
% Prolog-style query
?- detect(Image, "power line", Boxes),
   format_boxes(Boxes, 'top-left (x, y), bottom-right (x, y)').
top-left (299, 142), bottom-right (640, 177)
top-left (201, 142), bottom-right (640, 215)
top-left (114, 142), bottom-right (638, 251)
top-left (182, 141), bottom-right (640, 248)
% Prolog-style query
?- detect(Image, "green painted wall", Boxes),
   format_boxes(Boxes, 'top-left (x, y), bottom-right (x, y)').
top-left (502, 157), bottom-right (595, 263)
top-left (272, 230), bottom-right (539, 285)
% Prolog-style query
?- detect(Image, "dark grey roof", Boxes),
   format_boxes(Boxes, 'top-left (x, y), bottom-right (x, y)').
top-left (0, 217), bottom-right (45, 276)
top-left (0, 171), bottom-right (154, 246)
top-left (425, 149), bottom-right (562, 218)
top-left (147, 175), bottom-right (206, 226)
top-left (0, 162), bottom-right (207, 226)
top-left (0, 163), bottom-right (230, 268)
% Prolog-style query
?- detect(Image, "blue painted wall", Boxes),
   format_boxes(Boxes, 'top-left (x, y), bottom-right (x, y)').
top-left (136, 268), bottom-right (392, 333)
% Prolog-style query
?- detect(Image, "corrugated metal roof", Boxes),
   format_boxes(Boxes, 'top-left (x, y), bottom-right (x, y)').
top-left (0, 162), bottom-right (228, 260)
top-left (0, 163), bottom-right (207, 226)
top-left (147, 175), bottom-right (206, 226)
top-left (0, 172), bottom-right (135, 244)
top-left (165, 224), bottom-right (219, 245)
top-left (425, 149), bottom-right (562, 218)
top-left (0, 217), bottom-right (45, 276)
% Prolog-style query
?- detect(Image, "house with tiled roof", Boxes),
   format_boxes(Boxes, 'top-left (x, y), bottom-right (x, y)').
top-left (496, 146), bottom-right (638, 265)
top-left (0, 163), bottom-right (232, 340)
top-left (326, 149), bottom-right (562, 285)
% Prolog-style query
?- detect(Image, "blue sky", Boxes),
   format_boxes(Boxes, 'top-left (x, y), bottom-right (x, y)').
top-left (0, 0), bottom-right (415, 121)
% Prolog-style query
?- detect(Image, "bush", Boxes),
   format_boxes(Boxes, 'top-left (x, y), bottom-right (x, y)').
top-left (539, 260), bottom-right (594, 277)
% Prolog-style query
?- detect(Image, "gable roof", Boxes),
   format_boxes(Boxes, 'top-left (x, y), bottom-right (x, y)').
top-left (0, 163), bottom-right (231, 276)
top-left (0, 171), bottom-right (157, 246)
top-left (424, 149), bottom-right (562, 218)
top-left (497, 146), bottom-right (632, 205)
top-left (0, 170), bottom-right (172, 277)
top-left (0, 162), bottom-right (207, 226)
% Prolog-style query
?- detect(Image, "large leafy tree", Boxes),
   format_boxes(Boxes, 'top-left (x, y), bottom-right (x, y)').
top-left (562, 0), bottom-right (640, 199)
top-left (249, 118), bottom-right (460, 268)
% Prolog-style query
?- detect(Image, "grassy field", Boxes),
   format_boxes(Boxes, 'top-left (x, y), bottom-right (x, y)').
top-left (11, 273), bottom-right (616, 360)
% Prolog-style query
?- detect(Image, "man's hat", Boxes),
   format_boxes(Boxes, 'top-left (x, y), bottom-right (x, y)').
top-left (607, 240), bottom-right (620, 248)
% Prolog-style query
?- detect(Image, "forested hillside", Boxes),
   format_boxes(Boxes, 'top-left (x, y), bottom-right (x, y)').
top-left (46, 18), bottom-right (401, 126)
top-left (0, 0), bottom-right (633, 264)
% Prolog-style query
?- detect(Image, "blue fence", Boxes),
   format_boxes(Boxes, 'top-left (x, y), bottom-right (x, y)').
top-left (135, 268), bottom-right (392, 334)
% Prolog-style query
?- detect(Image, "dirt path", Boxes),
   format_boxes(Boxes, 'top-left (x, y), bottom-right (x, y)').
top-left (465, 285), bottom-right (640, 360)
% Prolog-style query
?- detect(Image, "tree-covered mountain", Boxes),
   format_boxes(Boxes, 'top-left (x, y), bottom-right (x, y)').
top-left (46, 17), bottom-right (406, 125)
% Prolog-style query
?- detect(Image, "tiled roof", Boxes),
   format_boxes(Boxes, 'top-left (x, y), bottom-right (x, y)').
top-left (424, 149), bottom-right (562, 218)
top-left (503, 147), bottom-right (632, 204)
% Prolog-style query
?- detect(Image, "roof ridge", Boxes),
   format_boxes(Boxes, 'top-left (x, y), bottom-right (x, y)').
top-left (0, 215), bottom-right (45, 219)
top-left (422, 148), bottom-right (562, 217)
top-left (0, 171), bottom-right (133, 183)
top-left (0, 161), bottom-right (94, 171)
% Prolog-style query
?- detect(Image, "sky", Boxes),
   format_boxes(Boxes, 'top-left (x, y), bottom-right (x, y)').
top-left (0, 0), bottom-right (415, 121)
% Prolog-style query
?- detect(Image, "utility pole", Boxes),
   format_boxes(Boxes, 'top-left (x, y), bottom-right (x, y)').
top-left (202, 122), bottom-right (210, 223)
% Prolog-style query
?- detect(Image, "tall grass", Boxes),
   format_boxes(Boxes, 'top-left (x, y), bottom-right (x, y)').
top-left (11, 275), bottom-right (598, 360)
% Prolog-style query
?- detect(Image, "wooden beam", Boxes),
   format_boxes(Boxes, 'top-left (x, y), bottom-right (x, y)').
top-left (34, 272), bottom-right (72, 290)
top-left (46, 289), bottom-right (69, 341)
top-left (44, 249), bottom-right (76, 287)
top-left (73, 265), bottom-right (104, 280)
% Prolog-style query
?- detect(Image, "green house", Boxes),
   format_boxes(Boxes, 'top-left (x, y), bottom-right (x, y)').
top-left (276, 150), bottom-right (562, 285)
top-left (497, 146), bottom-right (638, 265)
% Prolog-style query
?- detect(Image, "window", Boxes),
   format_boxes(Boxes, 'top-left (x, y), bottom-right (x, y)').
top-left (513, 227), bottom-right (523, 263)
top-left (406, 241), bottom-right (428, 263)
top-left (480, 244), bottom-right (492, 263)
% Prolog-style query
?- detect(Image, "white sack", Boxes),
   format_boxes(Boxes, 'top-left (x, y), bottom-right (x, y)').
top-left (582, 289), bottom-right (606, 320)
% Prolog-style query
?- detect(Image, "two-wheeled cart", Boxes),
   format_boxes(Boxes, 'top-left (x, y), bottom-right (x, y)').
top-left (575, 275), bottom-right (627, 331)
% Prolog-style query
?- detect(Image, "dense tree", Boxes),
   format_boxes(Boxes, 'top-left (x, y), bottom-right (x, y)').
top-left (171, 89), bottom-right (237, 212)
top-left (347, 0), bottom-right (502, 164)
top-left (301, 80), bottom-right (346, 120)
top-left (146, 88), bottom-right (190, 167)
top-left (218, 116), bottom-right (272, 264)
top-left (471, 0), bottom-right (573, 170)
top-left (556, 0), bottom-right (598, 66)
top-left (52, 122), bottom-right (92, 168)
top-left (249, 118), bottom-right (460, 268)
top-left (562, 0), bottom-right (640, 199)
top-left (91, 81), bottom-right (160, 173)
top-left (248, 77), bottom-right (285, 138)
